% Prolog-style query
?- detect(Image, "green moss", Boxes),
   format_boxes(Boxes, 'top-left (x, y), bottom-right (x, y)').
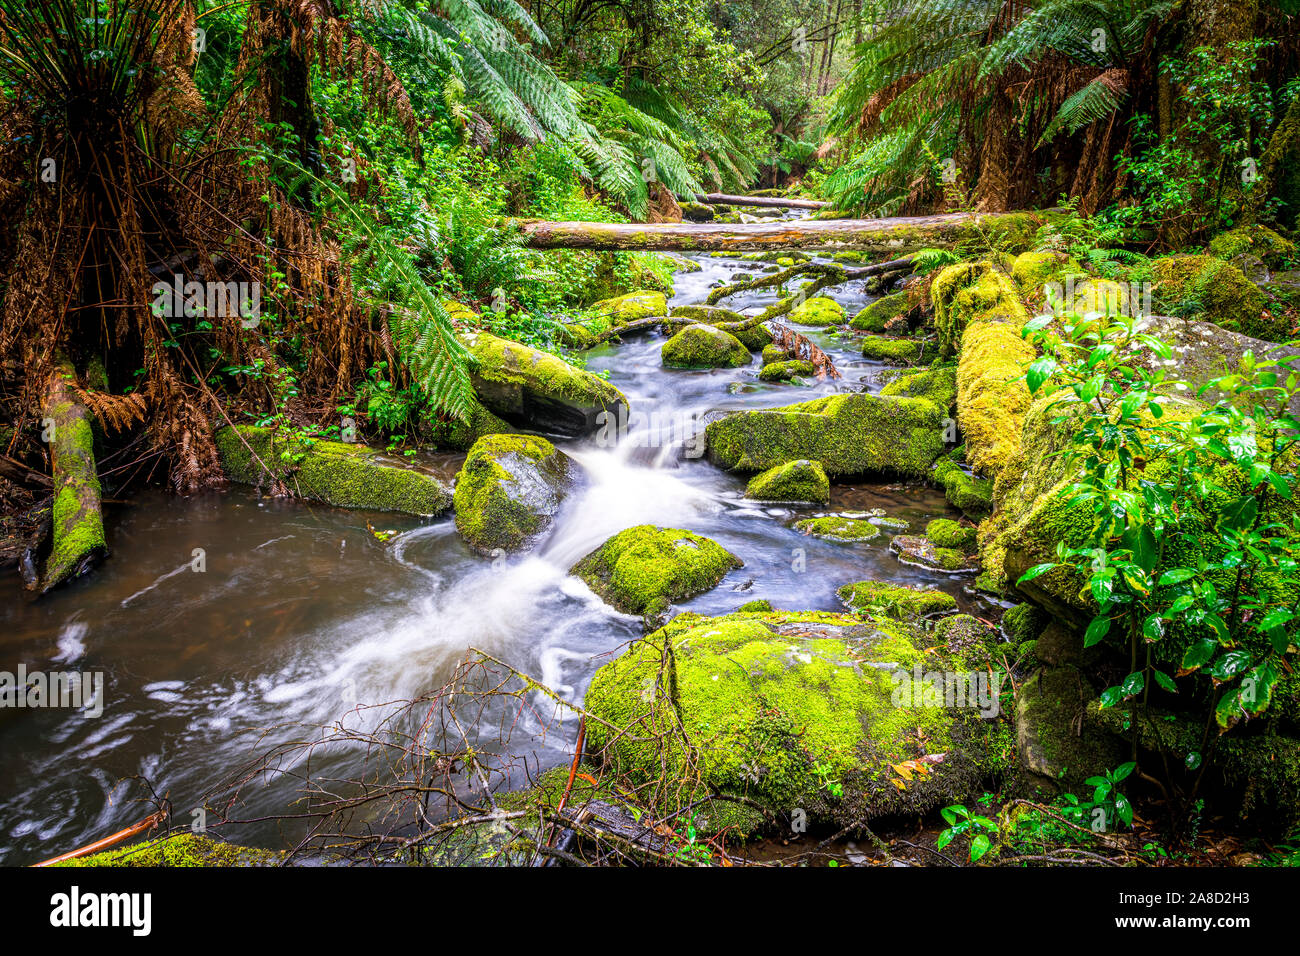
top-left (837, 579), bottom-right (956, 620)
top-left (788, 296), bottom-right (845, 326)
top-left (1002, 603), bottom-right (1048, 643)
top-left (745, 459), bottom-right (829, 503)
top-left (795, 515), bottom-right (881, 541)
top-left (428, 395), bottom-right (515, 451)
top-left (737, 598), bottom-right (773, 612)
top-left (761, 343), bottom-right (791, 365)
top-left (583, 610), bottom-right (988, 829)
top-left (661, 324), bottom-right (753, 368)
top-left (706, 392), bottom-right (946, 478)
top-left (933, 458), bottom-right (993, 518)
top-left (571, 525), bottom-right (742, 622)
top-left (860, 334), bottom-right (925, 365)
top-left (880, 365), bottom-right (957, 410)
top-left (459, 330), bottom-right (628, 415)
top-left (1207, 224), bottom-right (1297, 269)
top-left (1152, 255), bottom-right (1268, 338)
top-left (926, 517), bottom-right (976, 551)
top-left (1010, 251), bottom-right (1081, 299)
top-left (850, 293), bottom-right (909, 332)
top-left (758, 359), bottom-right (817, 382)
top-left (590, 290), bottom-right (668, 321)
top-left (1017, 666), bottom-right (1125, 790)
top-left (453, 434), bottom-right (577, 554)
top-left (215, 425), bottom-right (452, 516)
top-left (889, 534), bottom-right (978, 572)
top-left (58, 834), bottom-right (281, 868)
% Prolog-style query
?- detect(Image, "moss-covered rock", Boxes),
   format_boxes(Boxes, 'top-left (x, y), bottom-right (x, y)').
top-left (837, 579), bottom-right (956, 620)
top-left (737, 598), bottom-right (773, 613)
top-left (926, 517), bottom-right (977, 551)
top-left (453, 434), bottom-right (580, 554)
top-left (1153, 255), bottom-right (1268, 338)
top-left (795, 515), bottom-right (881, 541)
top-left (761, 343), bottom-right (792, 365)
top-left (670, 304), bottom-right (772, 350)
top-left (58, 834), bottom-right (282, 868)
top-left (758, 359), bottom-right (817, 381)
top-left (590, 290), bottom-right (668, 322)
top-left (860, 334), bottom-right (926, 365)
top-left (459, 330), bottom-right (629, 437)
top-left (1207, 224), bottom-right (1297, 269)
top-left (428, 395), bottom-right (516, 451)
top-left (889, 534), bottom-right (979, 572)
top-left (571, 525), bottom-right (742, 621)
top-left (681, 202), bottom-right (716, 222)
top-left (880, 365), bottom-right (957, 410)
top-left (216, 425), bottom-right (452, 516)
top-left (789, 296), bottom-right (845, 326)
top-left (850, 293), bottom-right (909, 332)
top-left (933, 458), bottom-right (994, 518)
top-left (1010, 251), bottom-right (1082, 300)
top-left (1002, 602), bottom-right (1048, 644)
top-left (1017, 666), bottom-right (1125, 790)
top-left (706, 392), bottom-right (946, 478)
top-left (661, 323), bottom-right (753, 368)
top-left (583, 610), bottom-right (993, 830)
top-left (745, 459), bottom-right (829, 503)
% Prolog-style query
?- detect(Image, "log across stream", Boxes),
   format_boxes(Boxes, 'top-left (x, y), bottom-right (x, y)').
top-left (0, 235), bottom-right (1005, 865)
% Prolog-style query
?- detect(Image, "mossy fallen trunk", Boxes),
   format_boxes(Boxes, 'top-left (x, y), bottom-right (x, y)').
top-left (516, 210), bottom-right (1052, 253)
top-left (215, 425), bottom-right (452, 516)
top-left (693, 192), bottom-right (828, 209)
top-left (32, 360), bottom-right (107, 595)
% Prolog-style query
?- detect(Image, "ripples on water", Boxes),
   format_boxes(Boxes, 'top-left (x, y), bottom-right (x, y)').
top-left (0, 246), bottom-right (996, 864)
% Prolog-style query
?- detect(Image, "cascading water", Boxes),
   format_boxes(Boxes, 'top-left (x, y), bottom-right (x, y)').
top-left (0, 239), bottom-right (996, 865)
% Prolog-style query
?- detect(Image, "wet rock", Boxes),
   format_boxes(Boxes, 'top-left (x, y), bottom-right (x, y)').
top-left (889, 534), bottom-right (979, 573)
top-left (758, 359), bottom-right (817, 382)
top-left (453, 434), bottom-right (581, 554)
top-left (681, 202), bottom-right (716, 223)
top-left (590, 290), bottom-right (669, 322)
top-left (661, 324), bottom-right (753, 368)
top-left (837, 580), bottom-right (956, 620)
top-left (1016, 666), bottom-right (1124, 790)
top-left (458, 330), bottom-right (629, 438)
top-left (583, 610), bottom-right (995, 831)
top-left (706, 392), bottom-right (946, 478)
top-left (851, 292), bottom-right (909, 332)
top-left (861, 333), bottom-right (926, 365)
top-left (571, 524), bottom-right (742, 621)
top-left (789, 296), bottom-right (845, 326)
top-left (216, 425), bottom-right (452, 516)
top-left (796, 515), bottom-right (881, 541)
top-left (925, 518), bottom-right (976, 551)
top-left (932, 457), bottom-right (992, 518)
top-left (880, 365), bottom-right (957, 412)
top-left (745, 459), bottom-right (829, 503)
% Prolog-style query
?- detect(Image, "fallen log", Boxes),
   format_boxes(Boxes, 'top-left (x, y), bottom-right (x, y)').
top-left (30, 359), bottom-right (108, 595)
top-left (517, 210), bottom-right (1046, 252)
top-left (693, 192), bottom-right (828, 209)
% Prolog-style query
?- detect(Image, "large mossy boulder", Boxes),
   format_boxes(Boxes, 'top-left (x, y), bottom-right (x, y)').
top-left (459, 330), bottom-right (629, 438)
top-left (670, 305), bottom-right (774, 351)
top-left (583, 610), bottom-right (996, 831)
top-left (590, 290), bottom-right (668, 322)
top-left (571, 525), bottom-right (742, 621)
top-left (745, 459), bottom-right (829, 502)
top-left (216, 425), bottom-right (452, 516)
top-left (453, 434), bottom-right (580, 554)
top-left (706, 392), bottom-right (946, 478)
top-left (789, 296), bottom-right (845, 326)
top-left (661, 324), bottom-right (753, 368)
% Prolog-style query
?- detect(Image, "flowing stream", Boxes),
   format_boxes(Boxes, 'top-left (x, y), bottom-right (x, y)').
top-left (0, 237), bottom-right (1000, 865)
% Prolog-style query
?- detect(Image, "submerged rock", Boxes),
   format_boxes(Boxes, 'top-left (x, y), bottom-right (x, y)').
top-left (661, 324), bottom-right (753, 368)
top-left (705, 392), bottom-right (946, 478)
top-left (583, 610), bottom-right (997, 831)
top-left (571, 525), bottom-right (742, 621)
top-left (458, 330), bottom-right (629, 438)
top-left (745, 459), bottom-right (829, 503)
top-left (453, 434), bottom-right (580, 554)
top-left (216, 425), bottom-right (452, 516)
